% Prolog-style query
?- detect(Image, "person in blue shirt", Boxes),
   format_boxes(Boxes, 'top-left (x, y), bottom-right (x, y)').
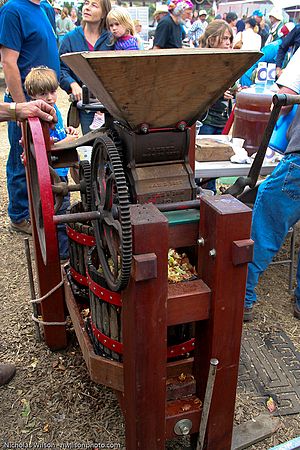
top-left (40, 0), bottom-right (56, 32)
top-left (240, 39), bottom-right (282, 87)
top-left (240, 23), bottom-right (296, 87)
top-left (59, 0), bottom-right (113, 135)
top-left (0, 0), bottom-right (59, 235)
top-left (24, 66), bottom-right (79, 260)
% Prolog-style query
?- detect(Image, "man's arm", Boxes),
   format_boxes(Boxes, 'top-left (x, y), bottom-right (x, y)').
top-left (0, 100), bottom-right (57, 123)
top-left (59, 35), bottom-right (82, 98)
top-left (276, 30), bottom-right (296, 75)
top-left (0, 46), bottom-right (26, 102)
top-left (276, 47), bottom-right (300, 94)
top-left (276, 49), bottom-right (300, 113)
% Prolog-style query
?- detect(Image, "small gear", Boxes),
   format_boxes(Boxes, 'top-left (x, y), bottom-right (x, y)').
top-left (79, 160), bottom-right (92, 211)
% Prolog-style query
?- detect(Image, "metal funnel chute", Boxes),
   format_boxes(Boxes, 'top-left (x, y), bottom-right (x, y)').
top-left (61, 48), bottom-right (260, 130)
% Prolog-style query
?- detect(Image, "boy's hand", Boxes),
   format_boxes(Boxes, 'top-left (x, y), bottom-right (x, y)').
top-left (66, 126), bottom-right (79, 136)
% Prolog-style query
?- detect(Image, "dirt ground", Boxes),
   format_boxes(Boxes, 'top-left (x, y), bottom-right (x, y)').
top-left (0, 84), bottom-right (299, 450)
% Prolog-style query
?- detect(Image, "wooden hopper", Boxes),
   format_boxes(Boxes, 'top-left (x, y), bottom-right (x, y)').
top-left (61, 48), bottom-right (260, 130)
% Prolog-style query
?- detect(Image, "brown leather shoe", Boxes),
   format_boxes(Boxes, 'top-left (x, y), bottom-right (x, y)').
top-left (9, 219), bottom-right (32, 235)
top-left (0, 364), bottom-right (16, 386)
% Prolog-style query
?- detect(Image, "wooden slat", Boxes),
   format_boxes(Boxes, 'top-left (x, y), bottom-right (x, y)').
top-left (166, 374), bottom-right (196, 401)
top-left (61, 49), bottom-right (261, 130)
top-left (166, 357), bottom-right (194, 378)
top-left (167, 279), bottom-right (210, 325)
top-left (168, 221), bottom-right (199, 248)
top-left (64, 274), bottom-right (124, 391)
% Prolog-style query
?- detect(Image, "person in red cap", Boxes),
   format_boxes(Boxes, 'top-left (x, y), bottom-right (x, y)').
top-left (276, 23), bottom-right (300, 78)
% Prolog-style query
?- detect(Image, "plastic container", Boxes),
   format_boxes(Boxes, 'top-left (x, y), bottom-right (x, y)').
top-left (232, 86), bottom-right (274, 156)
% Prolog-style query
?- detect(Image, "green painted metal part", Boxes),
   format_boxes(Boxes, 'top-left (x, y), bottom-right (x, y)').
top-left (163, 209), bottom-right (200, 226)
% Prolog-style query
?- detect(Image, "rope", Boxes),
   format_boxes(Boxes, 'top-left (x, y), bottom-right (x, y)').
top-left (31, 314), bottom-right (67, 326)
top-left (29, 279), bottom-right (66, 326)
top-left (29, 279), bottom-right (64, 304)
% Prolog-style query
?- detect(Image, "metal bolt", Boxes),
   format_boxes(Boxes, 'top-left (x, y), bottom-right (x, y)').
top-left (197, 237), bottom-right (205, 246)
top-left (209, 248), bottom-right (216, 258)
top-left (178, 122), bottom-right (186, 131)
top-left (140, 123), bottom-right (149, 134)
top-left (174, 419), bottom-right (192, 436)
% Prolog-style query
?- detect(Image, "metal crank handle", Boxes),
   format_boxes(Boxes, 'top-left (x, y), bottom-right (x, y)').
top-left (225, 93), bottom-right (285, 197)
top-left (273, 93), bottom-right (300, 107)
top-left (196, 358), bottom-right (219, 450)
top-left (53, 210), bottom-right (101, 225)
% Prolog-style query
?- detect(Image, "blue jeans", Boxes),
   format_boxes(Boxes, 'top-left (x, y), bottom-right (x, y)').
top-left (56, 176), bottom-right (70, 260)
top-left (79, 110), bottom-right (94, 135)
top-left (4, 93), bottom-right (29, 223)
top-left (245, 153), bottom-right (300, 309)
top-left (199, 124), bottom-right (223, 135)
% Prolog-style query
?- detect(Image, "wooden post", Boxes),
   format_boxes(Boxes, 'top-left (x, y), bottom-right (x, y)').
top-left (193, 195), bottom-right (253, 450)
top-left (122, 204), bottom-right (169, 450)
top-left (31, 219), bottom-right (67, 350)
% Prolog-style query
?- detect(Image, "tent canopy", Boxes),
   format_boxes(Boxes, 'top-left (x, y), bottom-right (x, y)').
top-left (272, 0), bottom-right (300, 7)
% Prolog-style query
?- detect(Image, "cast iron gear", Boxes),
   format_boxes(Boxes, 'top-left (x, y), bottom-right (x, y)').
top-left (91, 135), bottom-right (132, 292)
top-left (106, 127), bottom-right (124, 162)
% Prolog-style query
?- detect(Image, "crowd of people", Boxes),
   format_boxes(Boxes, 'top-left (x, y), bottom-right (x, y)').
top-left (0, 0), bottom-right (299, 384)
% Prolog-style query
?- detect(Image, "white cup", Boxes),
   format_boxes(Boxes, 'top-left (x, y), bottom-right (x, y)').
top-left (76, 146), bottom-right (93, 163)
top-left (231, 137), bottom-right (245, 148)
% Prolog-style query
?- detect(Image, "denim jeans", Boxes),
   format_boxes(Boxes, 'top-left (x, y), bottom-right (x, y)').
top-left (79, 109), bottom-right (94, 135)
top-left (245, 153), bottom-right (300, 309)
top-left (199, 124), bottom-right (223, 135)
top-left (56, 176), bottom-right (70, 260)
top-left (4, 93), bottom-right (29, 223)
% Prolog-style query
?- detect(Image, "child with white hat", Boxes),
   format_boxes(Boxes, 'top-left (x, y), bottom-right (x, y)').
top-left (188, 9), bottom-right (208, 47)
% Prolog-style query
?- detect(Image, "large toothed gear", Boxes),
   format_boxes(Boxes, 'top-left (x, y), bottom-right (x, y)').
top-left (91, 136), bottom-right (132, 292)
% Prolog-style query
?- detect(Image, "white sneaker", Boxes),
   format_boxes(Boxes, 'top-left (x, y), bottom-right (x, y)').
top-left (89, 113), bottom-right (105, 130)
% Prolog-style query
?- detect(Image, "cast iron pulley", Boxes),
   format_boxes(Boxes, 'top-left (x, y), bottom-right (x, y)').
top-left (24, 118), bottom-right (59, 265)
top-left (79, 160), bottom-right (92, 211)
top-left (91, 135), bottom-right (132, 292)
